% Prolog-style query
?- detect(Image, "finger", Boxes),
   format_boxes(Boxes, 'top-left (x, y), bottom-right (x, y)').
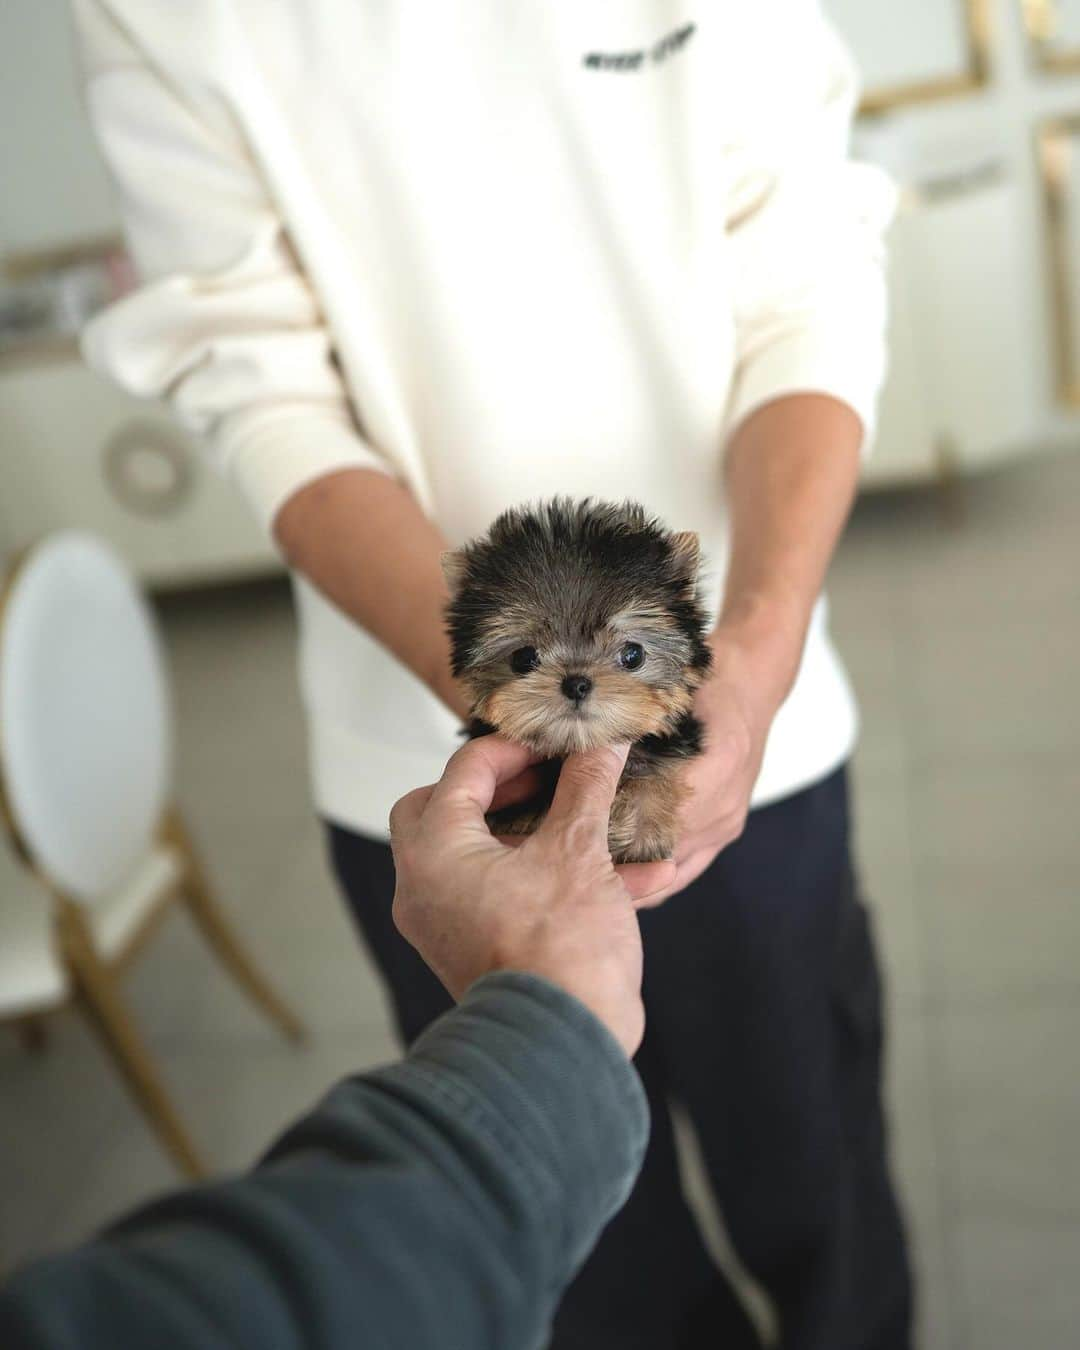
top-left (615, 858), bottom-right (678, 903)
top-left (672, 817), bottom-right (741, 869)
top-left (542, 744), bottom-right (631, 845)
top-left (430, 736), bottom-right (539, 822)
top-left (489, 765), bottom-right (545, 814)
top-left (634, 846), bottom-right (716, 909)
top-left (388, 784), bottom-right (437, 843)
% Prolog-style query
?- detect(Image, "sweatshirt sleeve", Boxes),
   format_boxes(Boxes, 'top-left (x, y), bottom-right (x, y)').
top-left (0, 973), bottom-right (648, 1350)
top-left (69, 0), bottom-right (393, 534)
top-left (721, 2), bottom-right (898, 453)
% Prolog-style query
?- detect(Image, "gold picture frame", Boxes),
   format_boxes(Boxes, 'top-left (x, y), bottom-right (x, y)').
top-left (1023, 0), bottom-right (1080, 74)
top-left (1037, 115), bottom-right (1080, 407)
top-left (1, 232), bottom-right (124, 284)
top-left (0, 233), bottom-right (127, 373)
top-left (856, 0), bottom-right (992, 116)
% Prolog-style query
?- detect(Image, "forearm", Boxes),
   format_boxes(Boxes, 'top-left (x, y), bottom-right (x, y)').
top-left (0, 976), bottom-right (648, 1350)
top-left (274, 467), bottom-right (467, 716)
top-left (714, 393), bottom-right (863, 706)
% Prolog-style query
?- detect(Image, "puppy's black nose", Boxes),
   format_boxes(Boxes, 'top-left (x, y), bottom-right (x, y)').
top-left (561, 673), bottom-right (593, 704)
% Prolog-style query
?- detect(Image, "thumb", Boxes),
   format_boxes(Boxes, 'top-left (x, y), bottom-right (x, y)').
top-left (542, 744), bottom-right (630, 846)
top-left (430, 736), bottom-right (537, 825)
top-left (616, 858), bottom-right (678, 903)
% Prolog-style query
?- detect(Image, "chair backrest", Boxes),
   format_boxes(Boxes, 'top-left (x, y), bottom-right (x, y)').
top-left (0, 533), bottom-right (171, 903)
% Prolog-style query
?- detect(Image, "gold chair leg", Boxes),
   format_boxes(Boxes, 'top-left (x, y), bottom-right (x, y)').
top-left (55, 900), bottom-right (206, 1180)
top-left (162, 809), bottom-right (306, 1045)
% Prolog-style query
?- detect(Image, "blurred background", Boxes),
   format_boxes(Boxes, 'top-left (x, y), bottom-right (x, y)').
top-left (1, 3), bottom-right (1078, 1347)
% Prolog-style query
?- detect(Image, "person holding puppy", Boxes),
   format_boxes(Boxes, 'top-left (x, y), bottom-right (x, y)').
top-left (74, 2), bottom-right (910, 1346)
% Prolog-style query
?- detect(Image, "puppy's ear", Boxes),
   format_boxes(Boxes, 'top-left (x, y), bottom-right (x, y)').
top-left (441, 549), bottom-right (468, 597)
top-left (669, 531), bottom-right (700, 577)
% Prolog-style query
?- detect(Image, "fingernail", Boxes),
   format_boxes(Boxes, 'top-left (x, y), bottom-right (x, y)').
top-left (634, 891), bottom-right (668, 909)
top-left (635, 871), bottom-right (676, 904)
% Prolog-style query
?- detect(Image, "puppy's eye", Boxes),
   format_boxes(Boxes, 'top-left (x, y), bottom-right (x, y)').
top-left (618, 642), bottom-right (645, 671)
top-left (510, 646), bottom-right (540, 674)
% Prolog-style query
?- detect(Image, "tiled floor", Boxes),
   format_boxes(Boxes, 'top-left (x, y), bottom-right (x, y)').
top-left (3, 449), bottom-right (1079, 1347)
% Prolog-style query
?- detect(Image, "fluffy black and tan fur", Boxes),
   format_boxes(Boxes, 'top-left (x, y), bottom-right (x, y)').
top-left (443, 498), bottom-right (711, 863)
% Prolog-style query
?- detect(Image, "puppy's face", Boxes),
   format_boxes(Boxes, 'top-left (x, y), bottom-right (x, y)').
top-left (445, 500), bottom-right (711, 757)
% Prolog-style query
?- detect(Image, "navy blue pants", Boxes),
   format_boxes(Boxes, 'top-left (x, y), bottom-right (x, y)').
top-left (326, 765), bottom-right (912, 1350)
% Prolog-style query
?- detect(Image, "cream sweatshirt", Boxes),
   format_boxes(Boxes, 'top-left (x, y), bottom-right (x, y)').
top-left (72, 0), bottom-right (895, 836)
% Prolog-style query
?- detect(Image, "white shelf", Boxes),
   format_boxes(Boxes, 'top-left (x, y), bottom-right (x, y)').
top-left (0, 360), bottom-right (281, 588)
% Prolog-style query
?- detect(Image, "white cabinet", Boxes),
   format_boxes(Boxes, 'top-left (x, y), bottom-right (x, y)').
top-left (904, 178), bottom-right (1034, 465)
top-left (0, 356), bottom-right (279, 588)
top-left (865, 170), bottom-right (1038, 487)
top-left (828, 0), bottom-right (1080, 490)
top-left (867, 212), bottom-right (938, 485)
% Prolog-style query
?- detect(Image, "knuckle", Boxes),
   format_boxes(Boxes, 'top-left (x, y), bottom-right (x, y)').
top-left (390, 835), bottom-right (434, 893)
top-left (714, 724), bottom-right (751, 770)
top-left (390, 888), bottom-right (412, 939)
top-left (451, 738), bottom-right (487, 773)
top-left (596, 744), bottom-right (629, 778)
top-left (439, 743), bottom-right (485, 796)
top-left (554, 812), bottom-right (605, 858)
top-left (388, 798), bottom-right (408, 838)
top-left (390, 854), bottom-right (415, 898)
top-left (389, 785), bottom-right (432, 840)
top-left (569, 758), bottom-right (615, 795)
top-left (457, 735), bottom-right (506, 779)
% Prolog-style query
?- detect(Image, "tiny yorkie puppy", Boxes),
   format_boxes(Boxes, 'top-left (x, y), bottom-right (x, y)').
top-left (442, 498), bottom-right (712, 863)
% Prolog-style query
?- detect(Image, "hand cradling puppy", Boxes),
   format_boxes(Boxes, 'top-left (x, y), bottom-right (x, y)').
top-left (443, 498), bottom-right (712, 863)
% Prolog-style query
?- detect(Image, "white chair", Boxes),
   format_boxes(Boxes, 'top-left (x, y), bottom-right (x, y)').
top-left (0, 532), bottom-right (304, 1178)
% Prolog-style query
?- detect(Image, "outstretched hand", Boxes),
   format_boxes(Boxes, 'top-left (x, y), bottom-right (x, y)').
top-left (389, 737), bottom-right (676, 1056)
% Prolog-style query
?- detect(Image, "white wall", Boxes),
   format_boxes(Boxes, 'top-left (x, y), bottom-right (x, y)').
top-left (827, 0), bottom-right (973, 93)
top-left (0, 5), bottom-right (275, 584)
top-left (0, 2), bottom-right (120, 252)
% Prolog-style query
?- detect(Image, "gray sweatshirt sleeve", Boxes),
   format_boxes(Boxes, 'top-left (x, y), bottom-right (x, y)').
top-left (0, 972), bottom-right (648, 1350)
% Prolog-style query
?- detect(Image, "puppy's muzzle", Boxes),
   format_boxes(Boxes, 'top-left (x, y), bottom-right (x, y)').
top-left (561, 673), bottom-right (593, 705)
